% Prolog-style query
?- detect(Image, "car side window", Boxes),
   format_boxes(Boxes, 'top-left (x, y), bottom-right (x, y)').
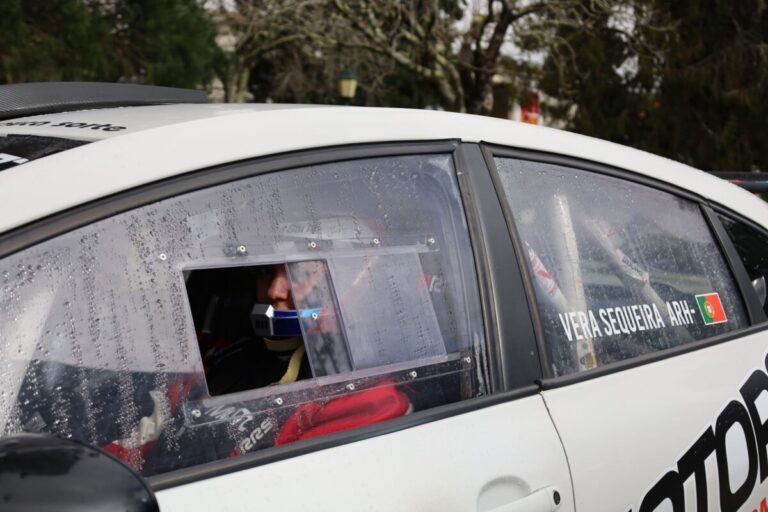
top-left (494, 157), bottom-right (748, 376)
top-left (719, 215), bottom-right (768, 316)
top-left (0, 153), bottom-right (486, 476)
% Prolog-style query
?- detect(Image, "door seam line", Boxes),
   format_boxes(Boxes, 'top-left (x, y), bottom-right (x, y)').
top-left (541, 391), bottom-right (578, 511)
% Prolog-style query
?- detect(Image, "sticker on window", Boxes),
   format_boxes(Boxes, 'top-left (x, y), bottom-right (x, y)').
top-left (695, 292), bottom-right (728, 325)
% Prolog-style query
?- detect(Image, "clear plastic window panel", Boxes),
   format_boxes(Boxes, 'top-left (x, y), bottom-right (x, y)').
top-left (0, 154), bottom-right (486, 475)
top-left (494, 157), bottom-right (748, 376)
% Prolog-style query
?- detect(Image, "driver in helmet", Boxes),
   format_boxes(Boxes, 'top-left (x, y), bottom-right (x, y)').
top-left (200, 263), bottom-right (319, 396)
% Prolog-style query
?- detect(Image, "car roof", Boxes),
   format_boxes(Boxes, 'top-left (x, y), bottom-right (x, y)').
top-left (1, 103), bottom-right (766, 234)
top-left (0, 103), bottom-right (326, 141)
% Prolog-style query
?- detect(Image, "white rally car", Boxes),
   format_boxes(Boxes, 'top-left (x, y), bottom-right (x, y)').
top-left (1, 82), bottom-right (768, 512)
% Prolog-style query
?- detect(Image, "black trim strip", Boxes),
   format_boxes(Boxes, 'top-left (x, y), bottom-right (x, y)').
top-left (540, 321), bottom-right (768, 389)
top-left (453, 145), bottom-right (503, 391)
top-left (480, 145), bottom-right (552, 378)
top-left (0, 141), bottom-right (458, 259)
top-left (454, 144), bottom-right (542, 390)
top-left (149, 384), bottom-right (540, 490)
top-left (701, 205), bottom-right (767, 324)
top-left (708, 202), bottom-right (768, 240)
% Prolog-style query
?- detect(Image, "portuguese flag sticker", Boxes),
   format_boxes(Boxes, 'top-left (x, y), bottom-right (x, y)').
top-left (695, 292), bottom-right (727, 325)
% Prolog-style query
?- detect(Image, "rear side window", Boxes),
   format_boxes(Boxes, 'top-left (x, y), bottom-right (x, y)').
top-left (494, 157), bottom-right (748, 376)
top-left (719, 216), bottom-right (768, 317)
top-left (0, 153), bottom-right (486, 475)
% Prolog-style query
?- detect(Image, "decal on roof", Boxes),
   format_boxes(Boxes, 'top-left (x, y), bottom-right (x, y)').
top-left (0, 153), bottom-right (28, 167)
top-left (557, 293), bottom-right (726, 342)
top-left (0, 135), bottom-right (88, 171)
top-left (0, 120), bottom-right (126, 132)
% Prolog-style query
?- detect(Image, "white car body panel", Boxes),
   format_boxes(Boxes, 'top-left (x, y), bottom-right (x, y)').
top-left (156, 395), bottom-right (574, 512)
top-left (544, 330), bottom-right (768, 511)
top-left (1, 98), bottom-right (767, 512)
top-left (1, 105), bottom-right (766, 233)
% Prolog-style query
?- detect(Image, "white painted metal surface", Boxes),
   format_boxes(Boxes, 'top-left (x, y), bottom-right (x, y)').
top-left (1, 104), bottom-right (766, 234)
top-left (543, 330), bottom-right (768, 511)
top-left (156, 396), bottom-right (573, 512)
top-left (3, 100), bottom-right (767, 512)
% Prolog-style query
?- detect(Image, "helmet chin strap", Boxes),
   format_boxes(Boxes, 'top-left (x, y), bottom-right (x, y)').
top-left (254, 307), bottom-right (315, 386)
top-left (263, 336), bottom-right (303, 352)
top-left (274, 345), bottom-right (306, 385)
top-left (263, 336), bottom-right (305, 385)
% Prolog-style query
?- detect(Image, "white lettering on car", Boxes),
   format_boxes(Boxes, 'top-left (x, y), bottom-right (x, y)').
top-left (558, 300), bottom-right (705, 341)
top-left (237, 417), bottom-right (275, 453)
top-left (0, 153), bottom-right (28, 166)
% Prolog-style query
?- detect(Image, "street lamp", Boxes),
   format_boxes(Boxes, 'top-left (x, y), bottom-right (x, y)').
top-left (338, 69), bottom-right (358, 104)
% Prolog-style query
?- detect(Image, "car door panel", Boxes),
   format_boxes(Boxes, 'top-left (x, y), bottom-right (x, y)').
top-left (544, 330), bottom-right (768, 512)
top-left (487, 149), bottom-right (768, 512)
top-left (155, 395), bottom-right (574, 512)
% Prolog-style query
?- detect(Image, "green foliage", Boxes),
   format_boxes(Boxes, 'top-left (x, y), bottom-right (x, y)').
top-left (108, 0), bottom-right (220, 88)
top-left (0, 0), bottom-right (115, 83)
top-left (246, 42), bottom-right (445, 108)
top-left (0, 0), bottom-right (218, 89)
top-left (1, 0), bottom-right (763, 170)
top-left (641, 0), bottom-right (768, 171)
top-left (539, 0), bottom-right (768, 171)
top-left (539, 2), bottom-right (645, 145)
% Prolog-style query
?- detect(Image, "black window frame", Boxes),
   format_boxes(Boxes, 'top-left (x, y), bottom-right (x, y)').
top-left (707, 204), bottom-right (768, 320)
top-left (0, 140), bottom-right (542, 489)
top-left (481, 143), bottom-right (768, 388)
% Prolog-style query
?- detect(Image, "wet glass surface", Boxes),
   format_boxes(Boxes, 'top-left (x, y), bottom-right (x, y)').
top-left (496, 157), bottom-right (748, 376)
top-left (0, 154), bottom-right (486, 475)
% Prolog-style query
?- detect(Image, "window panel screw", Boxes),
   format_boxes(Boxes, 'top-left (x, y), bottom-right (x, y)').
top-left (190, 409), bottom-right (201, 419)
top-left (426, 237), bottom-right (436, 246)
top-left (463, 356), bottom-right (472, 364)
top-left (308, 241), bottom-right (318, 249)
top-left (346, 383), bottom-right (356, 391)
top-left (236, 245), bottom-right (247, 255)
top-left (158, 253), bottom-right (167, 261)
top-left (274, 397), bottom-right (284, 406)
top-left (371, 238), bottom-right (380, 246)
top-left (409, 371), bottom-right (418, 379)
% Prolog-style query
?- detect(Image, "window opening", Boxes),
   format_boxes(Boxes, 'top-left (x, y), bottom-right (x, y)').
top-left (186, 261), bottom-right (350, 397)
